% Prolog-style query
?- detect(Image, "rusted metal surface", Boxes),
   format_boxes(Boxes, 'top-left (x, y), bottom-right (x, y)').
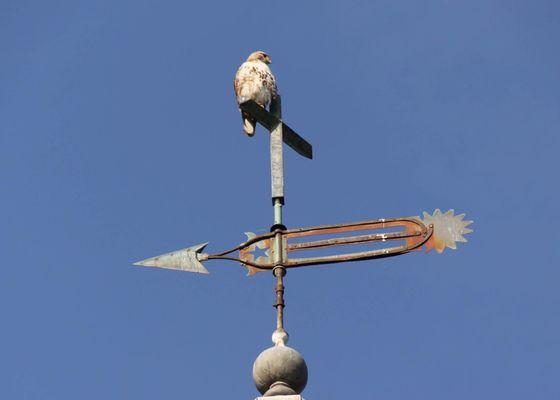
top-left (239, 100), bottom-right (313, 159)
top-left (201, 217), bottom-right (432, 274)
top-left (273, 266), bottom-right (286, 331)
top-left (237, 233), bottom-right (272, 276)
top-left (287, 231), bottom-right (415, 251)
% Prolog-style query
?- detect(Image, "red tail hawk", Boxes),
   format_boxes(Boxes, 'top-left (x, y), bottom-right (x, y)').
top-left (234, 51), bottom-right (277, 136)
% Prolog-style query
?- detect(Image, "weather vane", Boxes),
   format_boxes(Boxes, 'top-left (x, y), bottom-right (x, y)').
top-left (134, 51), bottom-right (473, 399)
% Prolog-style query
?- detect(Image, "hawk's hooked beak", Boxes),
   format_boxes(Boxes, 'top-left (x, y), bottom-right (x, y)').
top-left (266, 56), bottom-right (272, 64)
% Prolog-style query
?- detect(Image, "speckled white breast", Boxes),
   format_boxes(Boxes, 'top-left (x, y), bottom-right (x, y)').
top-left (234, 60), bottom-right (277, 107)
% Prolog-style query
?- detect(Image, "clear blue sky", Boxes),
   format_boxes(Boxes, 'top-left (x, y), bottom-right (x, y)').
top-left (1, 1), bottom-right (559, 399)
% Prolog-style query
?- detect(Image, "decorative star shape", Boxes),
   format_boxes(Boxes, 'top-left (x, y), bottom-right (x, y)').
top-left (419, 209), bottom-right (473, 253)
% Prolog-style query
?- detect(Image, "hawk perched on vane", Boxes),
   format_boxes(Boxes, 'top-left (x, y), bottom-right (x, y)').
top-left (234, 51), bottom-right (277, 136)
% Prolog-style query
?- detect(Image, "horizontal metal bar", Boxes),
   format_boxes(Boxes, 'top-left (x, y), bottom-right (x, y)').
top-left (239, 100), bottom-right (313, 159)
top-left (283, 218), bottom-right (424, 239)
top-left (206, 255), bottom-right (273, 270)
top-left (239, 100), bottom-right (279, 130)
top-left (286, 230), bottom-right (422, 252)
top-left (283, 225), bottom-right (433, 268)
top-left (282, 123), bottom-right (313, 160)
top-left (285, 245), bottom-right (408, 266)
top-left (215, 218), bottom-right (426, 259)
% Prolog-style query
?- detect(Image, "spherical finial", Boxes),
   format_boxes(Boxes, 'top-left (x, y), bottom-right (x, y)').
top-left (252, 345), bottom-right (308, 396)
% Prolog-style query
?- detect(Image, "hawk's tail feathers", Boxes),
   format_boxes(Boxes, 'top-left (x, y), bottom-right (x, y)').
top-left (242, 113), bottom-right (256, 137)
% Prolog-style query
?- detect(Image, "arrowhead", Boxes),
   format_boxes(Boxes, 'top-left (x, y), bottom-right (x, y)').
top-left (133, 243), bottom-right (210, 274)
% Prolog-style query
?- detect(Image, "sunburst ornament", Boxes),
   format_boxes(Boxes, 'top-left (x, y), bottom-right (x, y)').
top-left (418, 209), bottom-right (473, 253)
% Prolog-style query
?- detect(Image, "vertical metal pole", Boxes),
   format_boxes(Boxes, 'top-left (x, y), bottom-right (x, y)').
top-left (273, 199), bottom-right (282, 226)
top-left (273, 266), bottom-right (285, 331)
top-left (270, 96), bottom-right (287, 341)
top-left (270, 96), bottom-right (284, 209)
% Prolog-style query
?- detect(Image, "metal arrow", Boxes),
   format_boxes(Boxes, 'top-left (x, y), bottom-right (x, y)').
top-left (134, 242), bottom-right (210, 274)
top-left (133, 209), bottom-right (473, 276)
